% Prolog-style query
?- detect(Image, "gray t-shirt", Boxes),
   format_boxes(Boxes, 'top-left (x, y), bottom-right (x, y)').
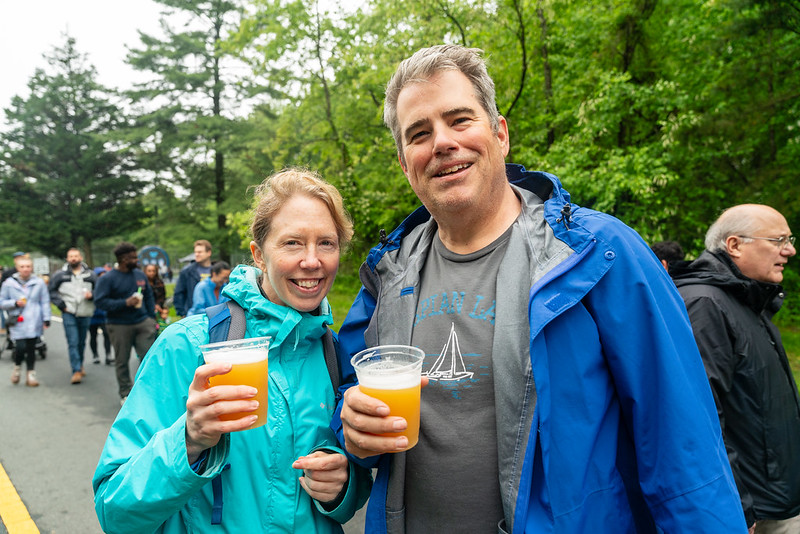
top-left (405, 227), bottom-right (511, 533)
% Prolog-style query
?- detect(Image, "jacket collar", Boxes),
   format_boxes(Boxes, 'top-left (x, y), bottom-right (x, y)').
top-left (222, 265), bottom-right (332, 348)
top-left (674, 250), bottom-right (783, 314)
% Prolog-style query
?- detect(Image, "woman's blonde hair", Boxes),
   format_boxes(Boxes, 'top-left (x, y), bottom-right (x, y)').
top-left (250, 168), bottom-right (354, 250)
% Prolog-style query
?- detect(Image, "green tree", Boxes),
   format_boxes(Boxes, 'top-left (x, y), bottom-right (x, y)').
top-left (0, 36), bottom-right (144, 265)
top-left (126, 0), bottom-right (257, 261)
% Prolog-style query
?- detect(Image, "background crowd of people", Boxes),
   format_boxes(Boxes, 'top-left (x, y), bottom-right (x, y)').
top-left (0, 238), bottom-right (230, 405)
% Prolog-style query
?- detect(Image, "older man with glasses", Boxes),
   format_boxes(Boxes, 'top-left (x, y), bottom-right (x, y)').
top-left (672, 204), bottom-right (799, 534)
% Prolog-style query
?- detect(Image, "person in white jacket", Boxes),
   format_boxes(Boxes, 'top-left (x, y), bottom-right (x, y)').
top-left (0, 256), bottom-right (50, 386)
top-left (49, 247), bottom-right (97, 384)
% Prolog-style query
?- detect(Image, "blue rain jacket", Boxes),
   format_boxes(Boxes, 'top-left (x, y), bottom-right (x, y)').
top-left (94, 265), bottom-right (370, 533)
top-left (332, 164), bottom-right (747, 533)
top-left (0, 273), bottom-right (50, 340)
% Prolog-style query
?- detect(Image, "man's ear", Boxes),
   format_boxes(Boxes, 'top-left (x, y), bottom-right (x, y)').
top-left (398, 153), bottom-right (408, 175)
top-left (497, 116), bottom-right (510, 157)
top-left (725, 235), bottom-right (743, 259)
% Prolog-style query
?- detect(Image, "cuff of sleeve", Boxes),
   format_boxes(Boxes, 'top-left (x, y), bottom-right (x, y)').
top-left (189, 450), bottom-right (209, 473)
top-left (176, 416), bottom-right (231, 480)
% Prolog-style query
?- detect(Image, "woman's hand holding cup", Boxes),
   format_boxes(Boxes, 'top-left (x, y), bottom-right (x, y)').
top-left (185, 362), bottom-right (259, 463)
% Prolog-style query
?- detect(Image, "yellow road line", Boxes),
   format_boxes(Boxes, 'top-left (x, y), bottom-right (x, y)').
top-left (0, 462), bottom-right (39, 534)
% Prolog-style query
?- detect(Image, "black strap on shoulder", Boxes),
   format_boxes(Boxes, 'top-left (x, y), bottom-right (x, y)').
top-left (322, 328), bottom-right (341, 394)
top-left (226, 300), bottom-right (246, 340)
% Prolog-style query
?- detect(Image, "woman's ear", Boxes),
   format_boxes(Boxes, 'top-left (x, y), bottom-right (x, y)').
top-left (250, 241), bottom-right (265, 270)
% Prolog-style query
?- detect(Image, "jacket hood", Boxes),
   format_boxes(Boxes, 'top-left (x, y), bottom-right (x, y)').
top-left (221, 264), bottom-right (332, 348)
top-left (671, 250), bottom-right (782, 314)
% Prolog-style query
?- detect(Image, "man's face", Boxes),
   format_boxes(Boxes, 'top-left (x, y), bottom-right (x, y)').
top-left (211, 269), bottom-right (231, 287)
top-left (194, 245), bottom-right (212, 264)
top-left (67, 250), bottom-right (82, 268)
top-left (119, 251), bottom-right (139, 271)
top-left (730, 211), bottom-right (795, 284)
top-left (395, 70), bottom-right (509, 220)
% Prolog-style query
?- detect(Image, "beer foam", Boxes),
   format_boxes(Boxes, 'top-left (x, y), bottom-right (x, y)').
top-left (357, 369), bottom-right (420, 389)
top-left (203, 347), bottom-right (267, 365)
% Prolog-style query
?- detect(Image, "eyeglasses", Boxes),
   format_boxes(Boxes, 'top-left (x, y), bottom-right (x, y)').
top-left (738, 235), bottom-right (796, 249)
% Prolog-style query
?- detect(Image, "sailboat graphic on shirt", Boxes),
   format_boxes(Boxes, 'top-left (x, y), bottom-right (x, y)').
top-left (424, 322), bottom-right (474, 382)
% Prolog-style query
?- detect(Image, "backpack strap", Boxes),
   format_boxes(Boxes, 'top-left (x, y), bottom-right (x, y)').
top-left (206, 300), bottom-right (246, 342)
top-left (226, 301), bottom-right (246, 340)
top-left (322, 328), bottom-right (341, 396)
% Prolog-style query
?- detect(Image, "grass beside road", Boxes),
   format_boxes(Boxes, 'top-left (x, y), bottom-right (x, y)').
top-left (781, 325), bottom-right (800, 387)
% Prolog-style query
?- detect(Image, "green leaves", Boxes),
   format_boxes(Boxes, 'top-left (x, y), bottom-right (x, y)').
top-left (2, 0), bottom-right (798, 310)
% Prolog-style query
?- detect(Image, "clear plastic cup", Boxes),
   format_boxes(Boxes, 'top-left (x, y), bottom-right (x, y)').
top-left (200, 336), bottom-right (270, 430)
top-left (351, 345), bottom-right (425, 450)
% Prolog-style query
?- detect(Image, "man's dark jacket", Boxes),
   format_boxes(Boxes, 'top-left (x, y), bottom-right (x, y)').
top-left (173, 261), bottom-right (204, 316)
top-left (672, 251), bottom-right (800, 525)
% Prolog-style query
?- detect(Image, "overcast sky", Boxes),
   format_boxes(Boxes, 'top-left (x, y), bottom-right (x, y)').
top-left (0, 0), bottom-right (165, 121)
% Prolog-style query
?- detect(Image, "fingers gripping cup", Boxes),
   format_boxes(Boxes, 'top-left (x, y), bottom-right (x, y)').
top-left (132, 288), bottom-right (143, 308)
top-left (351, 345), bottom-right (425, 450)
top-left (200, 336), bottom-right (270, 430)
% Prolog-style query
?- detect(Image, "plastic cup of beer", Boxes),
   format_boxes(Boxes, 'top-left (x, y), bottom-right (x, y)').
top-left (351, 345), bottom-right (425, 450)
top-left (200, 336), bottom-right (270, 430)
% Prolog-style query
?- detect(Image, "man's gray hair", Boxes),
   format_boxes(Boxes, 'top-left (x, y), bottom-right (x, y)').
top-left (705, 206), bottom-right (764, 252)
top-left (383, 44), bottom-right (499, 157)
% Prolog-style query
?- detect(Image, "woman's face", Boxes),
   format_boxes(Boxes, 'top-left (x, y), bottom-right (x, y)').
top-left (144, 265), bottom-right (157, 280)
top-left (250, 194), bottom-right (340, 312)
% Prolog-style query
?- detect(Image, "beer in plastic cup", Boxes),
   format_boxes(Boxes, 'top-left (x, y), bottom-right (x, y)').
top-left (132, 289), bottom-right (143, 308)
top-left (351, 345), bottom-right (425, 450)
top-left (200, 336), bottom-right (270, 430)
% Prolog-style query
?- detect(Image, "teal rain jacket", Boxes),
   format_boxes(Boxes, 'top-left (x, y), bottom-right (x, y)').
top-left (94, 265), bottom-right (371, 533)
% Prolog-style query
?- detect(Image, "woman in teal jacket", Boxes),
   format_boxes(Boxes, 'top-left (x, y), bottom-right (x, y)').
top-left (93, 169), bottom-right (370, 533)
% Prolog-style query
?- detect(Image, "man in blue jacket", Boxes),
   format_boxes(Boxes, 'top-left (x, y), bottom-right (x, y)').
top-left (95, 242), bottom-right (157, 404)
top-left (173, 239), bottom-right (213, 317)
top-left (333, 44), bottom-right (747, 533)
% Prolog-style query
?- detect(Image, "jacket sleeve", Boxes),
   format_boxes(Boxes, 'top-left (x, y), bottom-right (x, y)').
top-left (681, 292), bottom-right (755, 525)
top-left (94, 275), bottom-right (127, 313)
top-left (308, 444), bottom-right (372, 524)
top-left (330, 285), bottom-right (382, 470)
top-left (0, 280), bottom-right (15, 310)
top-left (48, 272), bottom-right (66, 311)
top-left (173, 268), bottom-right (189, 316)
top-left (92, 321), bottom-right (230, 534)
top-left (88, 270), bottom-right (98, 295)
top-left (187, 280), bottom-right (208, 316)
top-left (38, 279), bottom-right (51, 323)
top-left (580, 220), bottom-right (747, 532)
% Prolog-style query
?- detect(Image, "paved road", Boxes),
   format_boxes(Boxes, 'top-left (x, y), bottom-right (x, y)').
top-left (0, 320), bottom-right (365, 533)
